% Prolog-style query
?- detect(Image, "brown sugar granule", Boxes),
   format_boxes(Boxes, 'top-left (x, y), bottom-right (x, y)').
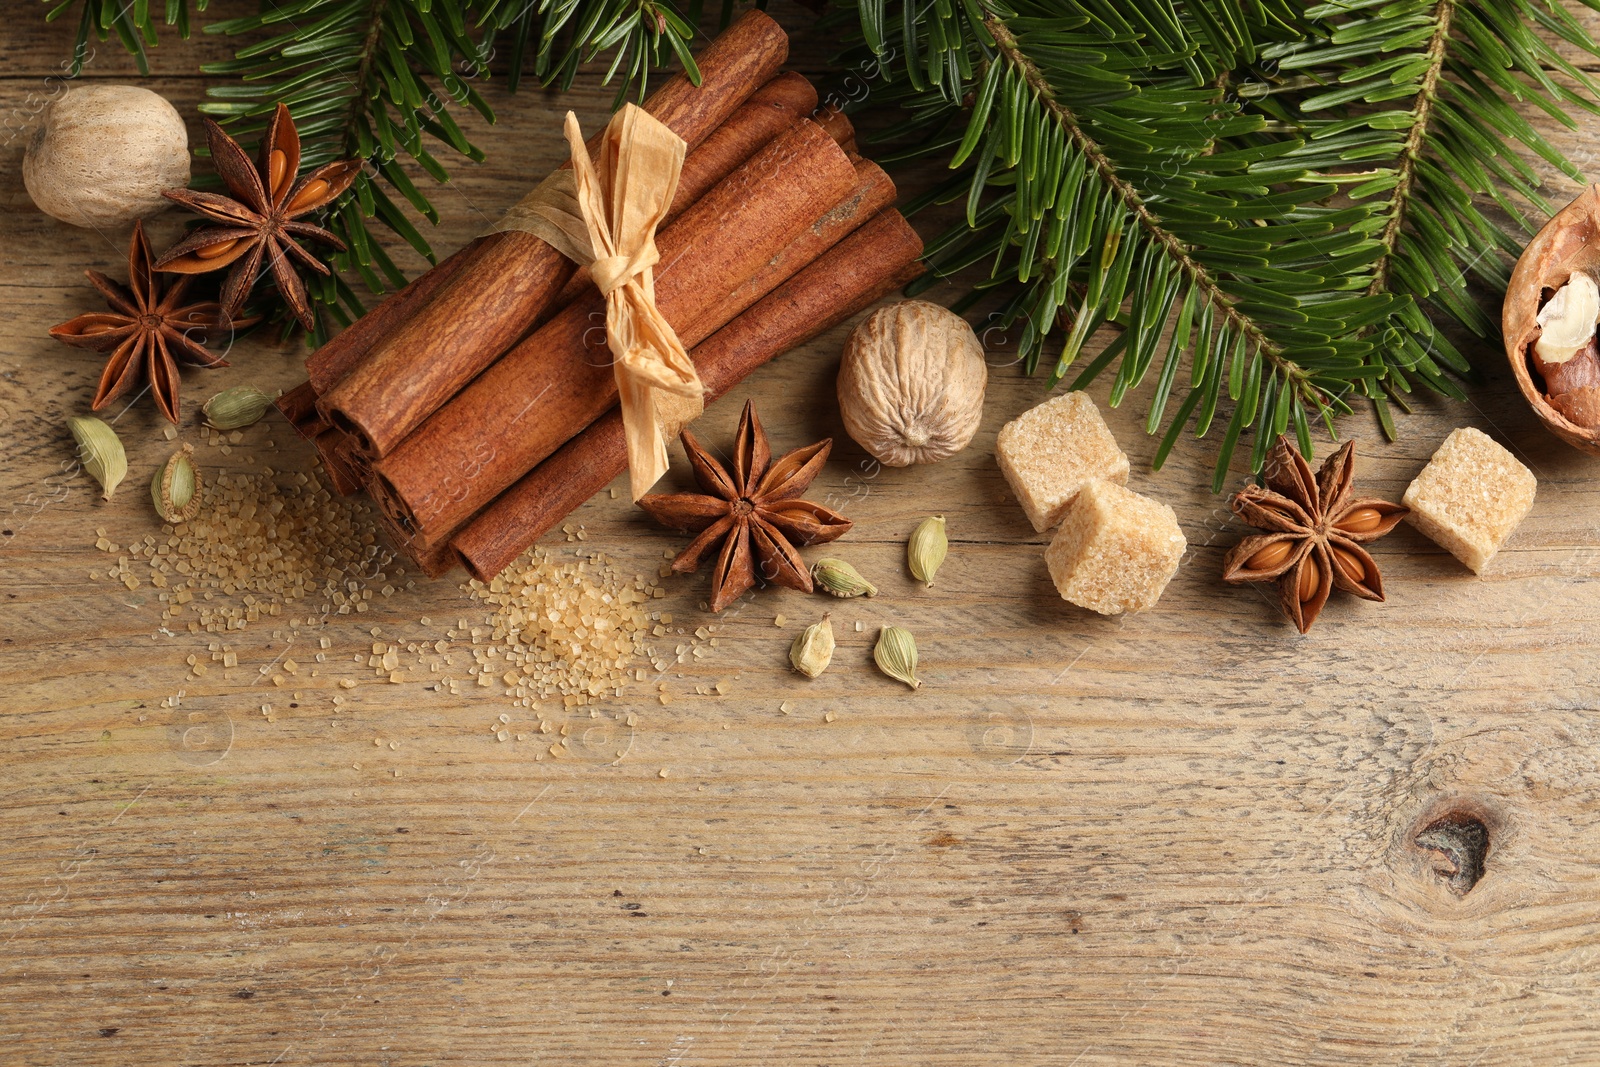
top-left (96, 468), bottom-right (400, 635)
top-left (459, 547), bottom-right (659, 708)
top-left (93, 468), bottom-right (678, 716)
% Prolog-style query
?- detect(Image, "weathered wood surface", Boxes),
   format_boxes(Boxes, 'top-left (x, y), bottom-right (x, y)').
top-left (4, 5), bottom-right (1600, 1065)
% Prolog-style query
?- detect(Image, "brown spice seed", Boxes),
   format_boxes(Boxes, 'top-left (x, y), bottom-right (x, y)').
top-left (1298, 557), bottom-right (1320, 603)
top-left (1332, 545), bottom-right (1367, 584)
top-left (1245, 539), bottom-right (1293, 572)
top-left (1335, 507), bottom-right (1383, 534)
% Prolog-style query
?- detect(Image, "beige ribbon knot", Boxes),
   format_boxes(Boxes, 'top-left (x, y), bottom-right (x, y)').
top-left (487, 103), bottom-right (704, 500)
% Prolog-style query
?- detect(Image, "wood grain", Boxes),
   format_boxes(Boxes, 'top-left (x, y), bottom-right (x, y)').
top-left (5, 5), bottom-right (1600, 1066)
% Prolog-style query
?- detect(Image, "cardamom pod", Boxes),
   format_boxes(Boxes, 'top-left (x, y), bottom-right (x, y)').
top-left (789, 614), bottom-right (835, 678)
top-left (811, 558), bottom-right (877, 598)
top-left (67, 415), bottom-right (126, 501)
top-left (151, 444), bottom-right (202, 523)
top-left (202, 385), bottom-right (278, 430)
top-left (873, 625), bottom-right (921, 690)
top-left (907, 515), bottom-right (947, 587)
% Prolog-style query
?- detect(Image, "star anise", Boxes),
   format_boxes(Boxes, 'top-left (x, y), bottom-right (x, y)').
top-left (638, 401), bottom-right (852, 612)
top-left (50, 220), bottom-right (255, 423)
top-left (156, 103), bottom-right (363, 329)
top-left (1222, 436), bottom-right (1409, 633)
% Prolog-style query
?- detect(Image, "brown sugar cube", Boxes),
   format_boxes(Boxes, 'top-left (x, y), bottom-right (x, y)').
top-left (1402, 427), bottom-right (1536, 574)
top-left (1045, 479), bottom-right (1186, 614)
top-left (997, 391), bottom-right (1130, 531)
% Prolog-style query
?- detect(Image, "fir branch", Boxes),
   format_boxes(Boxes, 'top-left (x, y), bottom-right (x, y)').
top-left (1365, 0), bottom-right (1455, 302)
top-left (982, 14), bottom-right (1303, 396)
top-left (475, 0), bottom-right (700, 104)
top-left (868, 0), bottom-right (1391, 485)
top-left (843, 0), bottom-right (1600, 484)
top-left (42, 0), bottom-right (207, 75)
top-left (1268, 0), bottom-right (1600, 432)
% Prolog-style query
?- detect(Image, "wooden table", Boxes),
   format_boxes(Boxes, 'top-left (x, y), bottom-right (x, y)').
top-left (5, 7), bottom-right (1600, 1064)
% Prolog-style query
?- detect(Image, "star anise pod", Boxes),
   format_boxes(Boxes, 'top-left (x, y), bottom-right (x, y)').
top-left (639, 401), bottom-right (852, 612)
top-left (1221, 436), bottom-right (1409, 633)
top-left (156, 103), bottom-right (363, 329)
top-left (50, 221), bottom-right (256, 423)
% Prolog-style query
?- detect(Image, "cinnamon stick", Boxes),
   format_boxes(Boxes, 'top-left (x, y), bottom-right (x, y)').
top-left (372, 504), bottom-right (459, 580)
top-left (814, 106), bottom-right (856, 153)
top-left (379, 153), bottom-right (896, 566)
top-left (305, 69), bottom-right (817, 402)
top-left (318, 10), bottom-right (790, 459)
top-left (451, 210), bottom-right (925, 581)
top-left (277, 379), bottom-right (324, 440)
top-left (312, 427), bottom-right (370, 497)
top-left (303, 240), bottom-right (483, 394)
top-left (370, 118), bottom-right (858, 544)
top-left (281, 71), bottom-right (817, 445)
top-left (680, 156), bottom-right (893, 342)
top-left (669, 71), bottom-right (821, 225)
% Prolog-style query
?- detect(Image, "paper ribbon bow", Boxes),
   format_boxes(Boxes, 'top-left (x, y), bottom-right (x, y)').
top-left (488, 104), bottom-right (704, 500)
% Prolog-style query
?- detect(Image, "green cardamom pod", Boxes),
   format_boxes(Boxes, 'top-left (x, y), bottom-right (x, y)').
top-left (201, 385), bottom-right (279, 430)
top-left (873, 626), bottom-right (921, 690)
top-left (811, 558), bottom-right (877, 598)
top-left (789, 614), bottom-right (835, 678)
top-left (67, 415), bottom-right (126, 501)
top-left (907, 515), bottom-right (947, 587)
top-left (151, 444), bottom-right (202, 523)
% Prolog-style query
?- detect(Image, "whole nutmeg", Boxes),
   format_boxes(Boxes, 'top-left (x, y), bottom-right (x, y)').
top-left (837, 300), bottom-right (987, 466)
top-left (1503, 183), bottom-right (1600, 453)
top-left (24, 85), bottom-right (190, 228)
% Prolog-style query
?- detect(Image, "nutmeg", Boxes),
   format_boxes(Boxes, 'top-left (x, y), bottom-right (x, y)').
top-left (23, 85), bottom-right (190, 228)
top-left (1503, 184), bottom-right (1600, 452)
top-left (836, 300), bottom-right (987, 466)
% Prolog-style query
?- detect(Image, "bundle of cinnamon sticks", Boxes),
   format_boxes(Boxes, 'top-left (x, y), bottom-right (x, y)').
top-left (277, 11), bottom-right (923, 581)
